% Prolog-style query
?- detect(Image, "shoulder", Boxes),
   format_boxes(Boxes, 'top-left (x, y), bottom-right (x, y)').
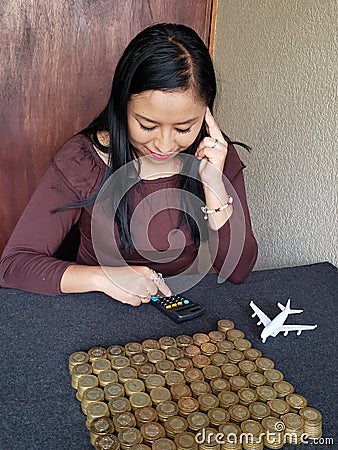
top-left (223, 143), bottom-right (246, 181)
top-left (52, 134), bottom-right (106, 198)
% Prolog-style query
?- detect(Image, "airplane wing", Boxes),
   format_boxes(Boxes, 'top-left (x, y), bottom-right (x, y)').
top-left (249, 301), bottom-right (271, 326)
top-left (279, 324), bottom-right (317, 336)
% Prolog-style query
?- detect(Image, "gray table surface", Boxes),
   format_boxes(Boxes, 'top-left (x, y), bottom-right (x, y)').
top-left (0, 262), bottom-right (337, 449)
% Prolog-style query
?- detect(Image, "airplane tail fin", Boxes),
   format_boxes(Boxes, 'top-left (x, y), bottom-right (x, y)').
top-left (284, 299), bottom-right (303, 314)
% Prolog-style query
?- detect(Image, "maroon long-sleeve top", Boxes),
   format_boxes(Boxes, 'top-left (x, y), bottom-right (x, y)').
top-left (0, 135), bottom-right (258, 295)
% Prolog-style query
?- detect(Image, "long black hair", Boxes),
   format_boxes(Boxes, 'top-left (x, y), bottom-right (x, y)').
top-left (80, 23), bottom-right (249, 251)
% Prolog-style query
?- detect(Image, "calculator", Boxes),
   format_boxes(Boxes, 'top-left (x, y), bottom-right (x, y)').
top-left (150, 294), bottom-right (205, 323)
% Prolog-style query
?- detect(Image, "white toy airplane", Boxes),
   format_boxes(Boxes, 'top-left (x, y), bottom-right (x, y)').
top-left (250, 299), bottom-right (317, 343)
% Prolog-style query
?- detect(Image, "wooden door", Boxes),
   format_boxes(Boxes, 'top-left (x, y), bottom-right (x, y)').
top-left (0, 0), bottom-right (214, 254)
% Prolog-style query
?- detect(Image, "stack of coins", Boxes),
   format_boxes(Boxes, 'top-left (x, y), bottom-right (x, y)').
top-left (261, 416), bottom-right (285, 449)
top-left (69, 321), bottom-right (322, 450)
top-left (94, 434), bottom-right (120, 450)
top-left (164, 416), bottom-right (188, 438)
top-left (140, 422), bottom-right (166, 446)
top-left (281, 412), bottom-right (305, 444)
top-left (113, 412), bottom-right (137, 433)
top-left (299, 407), bottom-right (322, 438)
top-left (174, 431), bottom-right (198, 450)
top-left (152, 438), bottom-right (176, 450)
top-left (241, 419), bottom-right (264, 450)
top-left (218, 422), bottom-right (242, 450)
top-left (90, 417), bottom-right (114, 446)
top-left (118, 427), bottom-right (143, 449)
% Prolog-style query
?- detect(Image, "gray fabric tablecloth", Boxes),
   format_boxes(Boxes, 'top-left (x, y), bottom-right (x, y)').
top-left (0, 262), bottom-right (337, 449)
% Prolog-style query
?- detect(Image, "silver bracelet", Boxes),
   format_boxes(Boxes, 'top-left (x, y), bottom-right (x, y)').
top-left (201, 196), bottom-right (233, 220)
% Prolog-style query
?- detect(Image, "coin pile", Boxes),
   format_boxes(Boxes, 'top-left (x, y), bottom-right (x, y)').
top-left (69, 319), bottom-right (322, 449)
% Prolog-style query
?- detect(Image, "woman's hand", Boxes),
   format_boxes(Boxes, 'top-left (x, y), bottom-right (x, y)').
top-left (195, 107), bottom-right (228, 187)
top-left (97, 265), bottom-right (172, 306)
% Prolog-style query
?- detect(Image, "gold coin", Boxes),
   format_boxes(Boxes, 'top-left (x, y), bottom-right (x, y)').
top-left (135, 406), bottom-right (158, 425)
top-left (118, 427), bottom-right (143, 446)
top-left (249, 401), bottom-right (271, 420)
top-left (234, 338), bottom-right (252, 351)
top-left (247, 371), bottom-right (267, 388)
top-left (192, 333), bottom-right (210, 345)
top-left (229, 404), bottom-right (250, 422)
top-left (191, 354), bottom-right (210, 368)
top-left (108, 396), bottom-right (131, 415)
top-left (107, 345), bottom-right (125, 359)
top-left (256, 385), bottom-right (278, 402)
top-left (187, 411), bottom-right (210, 431)
top-left (165, 347), bottom-right (184, 361)
top-left (264, 368), bottom-right (284, 385)
top-left (286, 393), bottom-right (307, 411)
top-left (178, 396), bottom-right (200, 415)
top-left (198, 393), bottom-right (219, 411)
top-left (217, 319), bottom-right (235, 332)
top-left (110, 356), bottom-right (130, 370)
top-left (174, 431), bottom-right (198, 449)
top-left (113, 411), bottom-right (136, 431)
top-left (244, 347), bottom-right (262, 361)
top-left (138, 363), bottom-right (156, 379)
top-left (171, 384), bottom-right (192, 400)
top-left (274, 380), bottom-right (294, 398)
top-left (268, 398), bottom-right (290, 416)
top-left (165, 370), bottom-right (185, 386)
top-left (88, 346), bottom-right (107, 361)
top-left (159, 336), bottom-right (177, 349)
top-left (218, 390), bottom-right (239, 408)
top-left (147, 349), bottom-right (166, 364)
top-left (238, 360), bottom-right (257, 375)
top-left (299, 406), bottom-right (322, 424)
top-left (129, 392), bottom-right (152, 409)
top-left (176, 335), bottom-right (193, 347)
top-left (145, 374), bottom-right (165, 391)
top-left (210, 377), bottom-right (230, 394)
top-left (174, 357), bottom-right (193, 372)
top-left (155, 359), bottom-right (175, 375)
top-left (207, 407), bottom-right (230, 426)
top-left (156, 401), bottom-right (179, 421)
top-left (184, 367), bottom-right (204, 383)
top-left (130, 352), bottom-right (148, 368)
top-left (255, 357), bottom-right (274, 372)
top-left (208, 330), bottom-right (226, 342)
top-left (227, 329), bottom-right (245, 341)
top-left (210, 352), bottom-right (228, 366)
top-left (142, 339), bottom-right (160, 352)
top-left (149, 387), bottom-right (171, 405)
top-left (217, 340), bottom-right (234, 353)
top-left (184, 344), bottom-right (201, 358)
top-left (200, 342), bottom-right (218, 356)
top-left (140, 421), bottom-right (166, 441)
top-left (190, 380), bottom-right (211, 397)
top-left (125, 342), bottom-right (143, 356)
top-left (221, 363), bottom-right (240, 378)
top-left (104, 382), bottom-right (124, 400)
top-left (202, 365), bottom-right (222, 380)
top-left (98, 370), bottom-right (118, 387)
top-left (152, 438), bottom-right (176, 450)
top-left (229, 375), bottom-right (249, 391)
top-left (282, 412), bottom-right (305, 430)
top-left (124, 379), bottom-right (145, 396)
top-left (238, 387), bottom-right (258, 405)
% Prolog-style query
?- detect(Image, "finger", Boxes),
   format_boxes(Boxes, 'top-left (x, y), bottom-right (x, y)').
top-left (205, 107), bottom-right (224, 141)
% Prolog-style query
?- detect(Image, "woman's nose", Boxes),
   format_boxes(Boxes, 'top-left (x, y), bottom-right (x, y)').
top-left (154, 133), bottom-right (175, 153)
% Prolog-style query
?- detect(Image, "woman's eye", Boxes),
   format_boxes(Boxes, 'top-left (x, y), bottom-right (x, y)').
top-left (139, 124), bottom-right (156, 132)
top-left (176, 127), bottom-right (192, 134)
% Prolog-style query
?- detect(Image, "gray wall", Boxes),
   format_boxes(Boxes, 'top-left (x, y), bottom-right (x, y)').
top-left (213, 0), bottom-right (337, 270)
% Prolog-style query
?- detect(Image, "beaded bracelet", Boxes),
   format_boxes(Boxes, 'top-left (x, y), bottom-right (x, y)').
top-left (201, 196), bottom-right (233, 220)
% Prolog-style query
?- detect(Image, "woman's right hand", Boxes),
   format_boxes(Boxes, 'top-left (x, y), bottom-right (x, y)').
top-left (96, 265), bottom-right (172, 306)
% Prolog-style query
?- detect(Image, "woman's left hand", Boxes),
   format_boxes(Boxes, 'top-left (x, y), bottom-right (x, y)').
top-left (195, 107), bottom-right (228, 186)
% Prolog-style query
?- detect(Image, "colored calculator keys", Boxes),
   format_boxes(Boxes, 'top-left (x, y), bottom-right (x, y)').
top-left (150, 294), bottom-right (205, 323)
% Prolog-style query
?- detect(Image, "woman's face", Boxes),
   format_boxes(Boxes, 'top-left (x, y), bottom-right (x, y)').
top-left (127, 89), bottom-right (206, 162)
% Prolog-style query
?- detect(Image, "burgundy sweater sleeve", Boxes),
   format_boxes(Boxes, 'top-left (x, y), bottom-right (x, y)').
top-left (0, 135), bottom-right (103, 295)
top-left (208, 145), bottom-right (258, 283)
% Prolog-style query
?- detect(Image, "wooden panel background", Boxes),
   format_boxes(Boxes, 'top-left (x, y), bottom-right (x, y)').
top-left (0, 0), bottom-right (214, 254)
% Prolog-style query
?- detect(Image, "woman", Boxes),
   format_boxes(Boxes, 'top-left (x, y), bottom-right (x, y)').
top-left (0, 23), bottom-right (258, 305)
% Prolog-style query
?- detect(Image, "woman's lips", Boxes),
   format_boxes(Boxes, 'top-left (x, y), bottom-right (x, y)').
top-left (147, 149), bottom-right (173, 160)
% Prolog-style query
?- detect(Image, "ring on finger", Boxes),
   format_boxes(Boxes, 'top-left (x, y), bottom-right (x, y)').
top-left (149, 270), bottom-right (164, 285)
top-left (212, 138), bottom-right (219, 149)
